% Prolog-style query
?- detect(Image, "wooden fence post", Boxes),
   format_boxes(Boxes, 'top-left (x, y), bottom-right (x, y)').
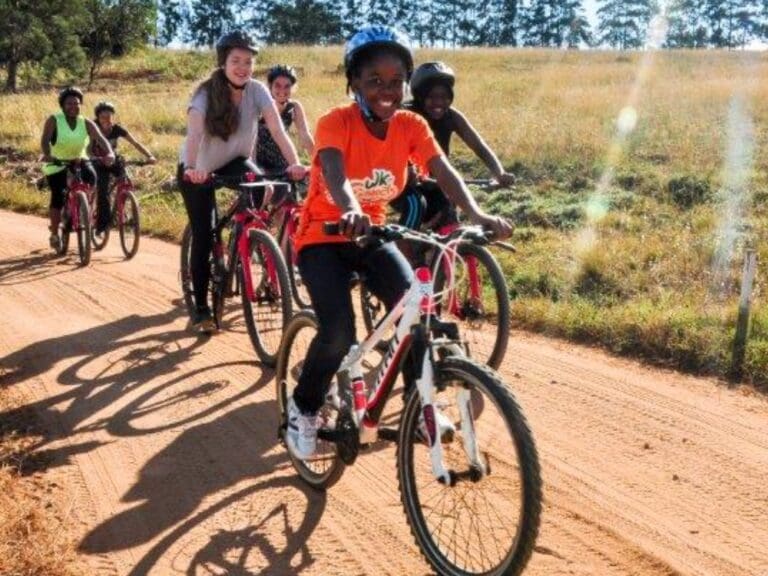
top-left (731, 249), bottom-right (758, 381)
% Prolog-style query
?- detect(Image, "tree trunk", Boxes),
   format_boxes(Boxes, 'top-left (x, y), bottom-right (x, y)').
top-left (4, 59), bottom-right (18, 93)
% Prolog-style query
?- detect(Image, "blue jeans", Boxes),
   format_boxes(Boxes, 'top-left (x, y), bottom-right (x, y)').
top-left (294, 241), bottom-right (413, 414)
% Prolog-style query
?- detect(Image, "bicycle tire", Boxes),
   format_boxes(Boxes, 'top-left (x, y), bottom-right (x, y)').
top-left (180, 223), bottom-right (195, 319)
top-left (90, 204), bottom-right (110, 251)
top-left (75, 191), bottom-right (92, 266)
top-left (241, 228), bottom-right (292, 366)
top-left (433, 242), bottom-right (510, 370)
top-left (285, 236), bottom-right (312, 309)
top-left (118, 190), bottom-right (141, 259)
top-left (275, 310), bottom-right (345, 490)
top-left (397, 356), bottom-right (541, 576)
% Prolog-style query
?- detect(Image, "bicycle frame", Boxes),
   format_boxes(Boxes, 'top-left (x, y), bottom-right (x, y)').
top-left (434, 221), bottom-right (484, 319)
top-left (333, 255), bottom-right (485, 485)
top-left (215, 185), bottom-right (285, 305)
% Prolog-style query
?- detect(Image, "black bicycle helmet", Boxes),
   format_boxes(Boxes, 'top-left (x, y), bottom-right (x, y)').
top-left (58, 86), bottom-right (84, 108)
top-left (343, 25), bottom-right (413, 81)
top-left (410, 62), bottom-right (455, 100)
top-left (215, 30), bottom-right (259, 66)
top-left (94, 101), bottom-right (116, 116)
top-left (267, 64), bottom-right (297, 85)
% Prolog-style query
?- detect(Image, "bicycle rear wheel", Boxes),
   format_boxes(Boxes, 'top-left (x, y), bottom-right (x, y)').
top-left (118, 191), bottom-right (140, 259)
top-left (74, 191), bottom-right (92, 266)
top-left (241, 228), bottom-right (291, 366)
top-left (397, 356), bottom-right (541, 576)
top-left (276, 311), bottom-right (345, 490)
top-left (90, 196), bottom-right (109, 251)
top-left (433, 243), bottom-right (510, 370)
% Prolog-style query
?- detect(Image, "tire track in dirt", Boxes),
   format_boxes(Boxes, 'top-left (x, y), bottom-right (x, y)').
top-left (1, 210), bottom-right (766, 576)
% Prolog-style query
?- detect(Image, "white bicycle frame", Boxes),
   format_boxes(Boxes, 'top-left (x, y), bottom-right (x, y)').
top-left (334, 229), bottom-right (489, 485)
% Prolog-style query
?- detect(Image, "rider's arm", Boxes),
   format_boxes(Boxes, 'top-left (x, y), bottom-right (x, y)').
top-left (85, 119), bottom-right (115, 161)
top-left (452, 108), bottom-right (515, 185)
top-left (319, 147), bottom-right (369, 236)
top-left (40, 116), bottom-right (56, 161)
top-left (428, 155), bottom-right (512, 239)
top-left (123, 130), bottom-right (156, 162)
top-left (292, 101), bottom-right (315, 158)
top-left (262, 101), bottom-right (300, 166)
top-left (183, 108), bottom-right (208, 182)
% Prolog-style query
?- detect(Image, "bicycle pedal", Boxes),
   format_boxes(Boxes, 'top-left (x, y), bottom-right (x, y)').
top-left (378, 427), bottom-right (398, 443)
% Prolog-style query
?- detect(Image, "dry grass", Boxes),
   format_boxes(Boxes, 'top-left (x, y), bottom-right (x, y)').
top-left (1, 46), bottom-right (767, 390)
top-left (0, 391), bottom-right (85, 576)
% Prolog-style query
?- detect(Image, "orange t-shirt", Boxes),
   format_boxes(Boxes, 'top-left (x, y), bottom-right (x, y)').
top-left (294, 103), bottom-right (442, 251)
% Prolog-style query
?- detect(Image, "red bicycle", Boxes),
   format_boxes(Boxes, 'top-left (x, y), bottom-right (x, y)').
top-left (180, 173), bottom-right (292, 366)
top-left (262, 176), bottom-right (310, 309)
top-left (47, 159), bottom-right (93, 266)
top-left (362, 179), bottom-right (514, 369)
top-left (89, 157), bottom-right (145, 259)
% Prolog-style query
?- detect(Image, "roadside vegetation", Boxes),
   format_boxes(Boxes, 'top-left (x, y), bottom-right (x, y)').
top-left (1, 46), bottom-right (767, 391)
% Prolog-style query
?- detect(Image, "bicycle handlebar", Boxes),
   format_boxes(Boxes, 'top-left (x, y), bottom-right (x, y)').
top-left (322, 222), bottom-right (511, 249)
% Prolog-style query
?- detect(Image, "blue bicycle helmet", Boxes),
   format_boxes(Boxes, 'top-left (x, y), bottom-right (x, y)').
top-left (343, 25), bottom-right (414, 81)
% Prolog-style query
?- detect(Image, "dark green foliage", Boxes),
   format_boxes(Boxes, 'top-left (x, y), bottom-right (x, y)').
top-left (0, 0), bottom-right (88, 92)
top-left (667, 175), bottom-right (711, 208)
top-left (80, 0), bottom-right (156, 86)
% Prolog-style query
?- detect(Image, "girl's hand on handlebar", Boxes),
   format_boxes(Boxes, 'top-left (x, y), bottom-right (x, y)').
top-left (103, 154), bottom-right (116, 166)
top-left (286, 164), bottom-right (308, 181)
top-left (473, 212), bottom-right (513, 240)
top-left (339, 210), bottom-right (371, 238)
top-left (184, 168), bottom-right (209, 184)
top-left (146, 156), bottom-right (157, 165)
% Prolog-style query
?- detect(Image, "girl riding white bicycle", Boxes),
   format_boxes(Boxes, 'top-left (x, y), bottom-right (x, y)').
top-left (286, 25), bottom-right (512, 460)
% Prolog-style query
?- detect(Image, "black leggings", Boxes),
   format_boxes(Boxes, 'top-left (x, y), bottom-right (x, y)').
top-left (294, 241), bottom-right (414, 414)
top-left (95, 162), bottom-right (126, 230)
top-left (389, 180), bottom-right (457, 230)
top-left (178, 156), bottom-right (258, 311)
top-left (46, 163), bottom-right (96, 210)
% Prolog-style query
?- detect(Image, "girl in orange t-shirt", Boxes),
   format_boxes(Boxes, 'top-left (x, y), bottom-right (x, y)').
top-left (285, 25), bottom-right (512, 460)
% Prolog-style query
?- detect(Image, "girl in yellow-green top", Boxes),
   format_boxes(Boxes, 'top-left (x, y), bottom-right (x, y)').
top-left (40, 87), bottom-right (115, 251)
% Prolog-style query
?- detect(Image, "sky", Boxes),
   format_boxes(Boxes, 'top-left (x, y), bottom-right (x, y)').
top-left (584, 0), bottom-right (598, 25)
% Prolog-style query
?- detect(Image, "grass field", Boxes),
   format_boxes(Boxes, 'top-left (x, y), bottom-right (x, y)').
top-left (1, 45), bottom-right (767, 387)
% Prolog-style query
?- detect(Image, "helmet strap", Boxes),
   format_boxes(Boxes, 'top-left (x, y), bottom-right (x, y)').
top-left (354, 92), bottom-right (390, 124)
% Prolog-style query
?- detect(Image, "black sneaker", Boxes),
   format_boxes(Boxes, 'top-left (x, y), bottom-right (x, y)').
top-left (192, 307), bottom-right (216, 333)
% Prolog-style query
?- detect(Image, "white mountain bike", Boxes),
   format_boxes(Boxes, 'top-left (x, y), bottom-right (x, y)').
top-left (276, 223), bottom-right (541, 576)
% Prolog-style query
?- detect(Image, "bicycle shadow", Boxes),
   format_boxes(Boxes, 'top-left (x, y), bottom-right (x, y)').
top-left (80, 399), bottom-right (325, 576)
top-left (0, 304), bottom-right (246, 472)
top-left (0, 249), bottom-right (76, 285)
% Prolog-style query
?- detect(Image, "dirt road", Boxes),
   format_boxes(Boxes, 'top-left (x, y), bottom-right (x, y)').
top-left (1, 210), bottom-right (766, 576)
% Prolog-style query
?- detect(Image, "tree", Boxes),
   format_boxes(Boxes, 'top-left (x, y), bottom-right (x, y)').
top-left (596, 0), bottom-right (658, 49)
top-left (665, 0), bottom-right (708, 47)
top-left (263, 0), bottom-right (342, 44)
top-left (520, 0), bottom-right (591, 47)
top-left (704, 0), bottom-right (760, 48)
top-left (80, 0), bottom-right (155, 85)
top-left (0, 0), bottom-right (88, 92)
top-left (186, 0), bottom-right (242, 47)
top-left (156, 0), bottom-right (188, 46)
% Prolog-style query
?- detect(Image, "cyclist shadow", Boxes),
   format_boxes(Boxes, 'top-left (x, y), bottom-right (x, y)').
top-left (0, 304), bottom-right (228, 472)
top-left (0, 249), bottom-right (75, 285)
top-left (81, 399), bottom-right (326, 576)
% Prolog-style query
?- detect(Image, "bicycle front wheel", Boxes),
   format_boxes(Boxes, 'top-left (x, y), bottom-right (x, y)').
top-left (118, 191), bottom-right (140, 259)
top-left (74, 191), bottom-right (92, 266)
top-left (433, 243), bottom-right (510, 370)
top-left (276, 311), bottom-right (345, 490)
top-left (241, 228), bottom-right (292, 366)
top-left (397, 356), bottom-right (541, 576)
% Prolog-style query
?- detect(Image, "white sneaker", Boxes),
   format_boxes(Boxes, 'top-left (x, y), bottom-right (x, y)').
top-left (286, 397), bottom-right (318, 459)
top-left (419, 406), bottom-right (456, 444)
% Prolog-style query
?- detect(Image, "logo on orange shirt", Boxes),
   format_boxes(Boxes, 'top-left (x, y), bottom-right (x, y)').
top-left (323, 169), bottom-right (399, 205)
